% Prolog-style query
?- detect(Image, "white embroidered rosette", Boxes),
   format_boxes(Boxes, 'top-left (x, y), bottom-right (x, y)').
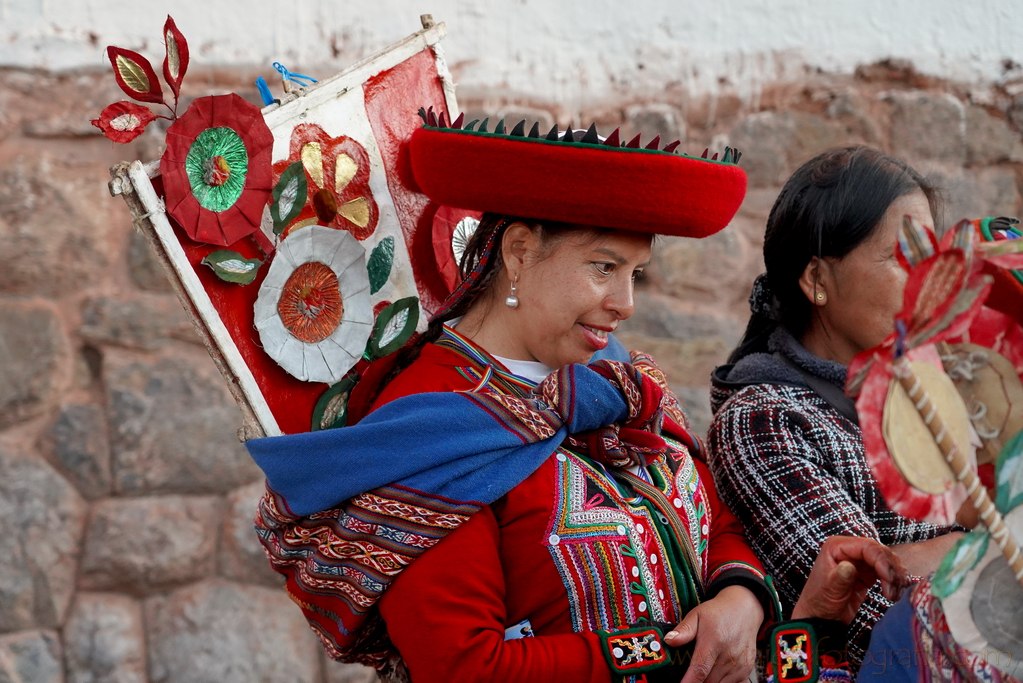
top-left (254, 225), bottom-right (373, 383)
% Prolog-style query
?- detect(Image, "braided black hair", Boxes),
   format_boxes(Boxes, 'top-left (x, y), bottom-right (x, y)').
top-left (369, 213), bottom-right (517, 401)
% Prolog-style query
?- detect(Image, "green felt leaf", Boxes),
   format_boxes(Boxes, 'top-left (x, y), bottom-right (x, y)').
top-left (310, 372), bottom-right (359, 431)
top-left (365, 296), bottom-right (419, 360)
top-left (200, 250), bottom-right (262, 285)
top-left (931, 530), bottom-right (989, 598)
top-left (996, 428), bottom-right (1023, 513)
top-left (270, 162), bottom-right (308, 234)
top-left (367, 237), bottom-right (394, 294)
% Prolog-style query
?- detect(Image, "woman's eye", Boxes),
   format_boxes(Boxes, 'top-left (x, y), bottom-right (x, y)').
top-left (594, 262), bottom-right (615, 275)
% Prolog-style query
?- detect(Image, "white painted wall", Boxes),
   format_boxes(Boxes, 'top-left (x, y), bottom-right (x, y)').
top-left (2, 0), bottom-right (1021, 107)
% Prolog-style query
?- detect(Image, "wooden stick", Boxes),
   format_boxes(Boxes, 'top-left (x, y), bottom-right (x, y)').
top-left (893, 357), bottom-right (1023, 587)
top-left (108, 162), bottom-right (267, 441)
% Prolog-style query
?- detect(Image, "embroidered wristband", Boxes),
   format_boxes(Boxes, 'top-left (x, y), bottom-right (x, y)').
top-left (597, 624), bottom-right (672, 677)
top-left (767, 619), bottom-right (848, 683)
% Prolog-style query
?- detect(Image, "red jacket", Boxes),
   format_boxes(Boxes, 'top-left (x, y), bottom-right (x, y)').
top-left (376, 336), bottom-right (770, 682)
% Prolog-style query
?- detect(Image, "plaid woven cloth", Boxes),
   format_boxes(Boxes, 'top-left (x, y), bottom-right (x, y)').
top-left (708, 373), bottom-right (955, 669)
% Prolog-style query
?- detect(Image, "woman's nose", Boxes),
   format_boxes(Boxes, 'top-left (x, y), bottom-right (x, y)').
top-left (606, 279), bottom-right (635, 320)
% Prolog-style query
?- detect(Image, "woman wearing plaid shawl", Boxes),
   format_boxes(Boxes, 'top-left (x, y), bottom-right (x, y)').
top-left (707, 147), bottom-right (966, 671)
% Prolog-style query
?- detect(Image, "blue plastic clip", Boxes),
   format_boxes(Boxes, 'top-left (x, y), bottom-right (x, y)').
top-left (255, 76), bottom-right (276, 106)
top-left (894, 319), bottom-right (907, 359)
top-left (273, 62), bottom-right (318, 89)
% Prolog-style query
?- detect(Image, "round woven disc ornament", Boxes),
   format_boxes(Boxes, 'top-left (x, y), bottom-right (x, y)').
top-left (944, 342), bottom-right (1023, 467)
top-left (881, 360), bottom-right (974, 496)
top-left (940, 507), bottom-right (1023, 676)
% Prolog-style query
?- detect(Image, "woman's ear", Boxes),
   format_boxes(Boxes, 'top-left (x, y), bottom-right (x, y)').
top-left (798, 256), bottom-right (827, 306)
top-left (500, 221), bottom-right (541, 273)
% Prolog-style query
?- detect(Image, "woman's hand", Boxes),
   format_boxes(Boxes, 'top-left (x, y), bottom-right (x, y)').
top-left (792, 536), bottom-right (910, 622)
top-left (663, 584), bottom-right (763, 683)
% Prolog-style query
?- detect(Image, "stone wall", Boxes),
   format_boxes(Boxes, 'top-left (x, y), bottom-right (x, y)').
top-left (0, 59), bottom-right (1020, 681)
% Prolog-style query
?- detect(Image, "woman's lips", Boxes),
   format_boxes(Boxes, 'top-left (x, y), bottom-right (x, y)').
top-left (579, 323), bottom-right (611, 351)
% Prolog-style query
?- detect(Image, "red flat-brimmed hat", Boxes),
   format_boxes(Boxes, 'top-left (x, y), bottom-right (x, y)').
top-left (407, 108), bottom-right (747, 238)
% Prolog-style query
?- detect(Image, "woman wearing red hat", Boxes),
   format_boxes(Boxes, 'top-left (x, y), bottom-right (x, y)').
top-left (247, 118), bottom-right (906, 682)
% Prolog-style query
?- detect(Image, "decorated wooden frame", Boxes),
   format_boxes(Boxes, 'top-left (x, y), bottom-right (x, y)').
top-left (106, 16), bottom-right (464, 438)
top-left (847, 216), bottom-right (1023, 672)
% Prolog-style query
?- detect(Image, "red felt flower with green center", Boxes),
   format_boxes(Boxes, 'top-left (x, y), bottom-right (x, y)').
top-left (161, 93), bottom-right (274, 246)
top-left (271, 123), bottom-right (380, 240)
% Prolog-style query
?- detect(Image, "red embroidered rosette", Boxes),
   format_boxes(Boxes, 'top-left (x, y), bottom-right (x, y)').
top-left (161, 93), bottom-right (274, 246)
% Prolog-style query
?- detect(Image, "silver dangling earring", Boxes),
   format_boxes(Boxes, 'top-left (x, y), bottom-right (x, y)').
top-left (505, 276), bottom-right (520, 309)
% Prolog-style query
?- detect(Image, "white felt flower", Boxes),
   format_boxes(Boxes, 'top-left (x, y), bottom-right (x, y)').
top-left (254, 226), bottom-right (372, 383)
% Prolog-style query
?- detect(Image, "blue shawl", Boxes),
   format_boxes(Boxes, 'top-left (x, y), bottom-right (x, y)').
top-left (247, 356), bottom-right (678, 671)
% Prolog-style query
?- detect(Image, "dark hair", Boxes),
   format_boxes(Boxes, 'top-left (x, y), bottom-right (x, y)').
top-left (371, 212), bottom-right (580, 399)
top-left (728, 145), bottom-right (941, 362)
